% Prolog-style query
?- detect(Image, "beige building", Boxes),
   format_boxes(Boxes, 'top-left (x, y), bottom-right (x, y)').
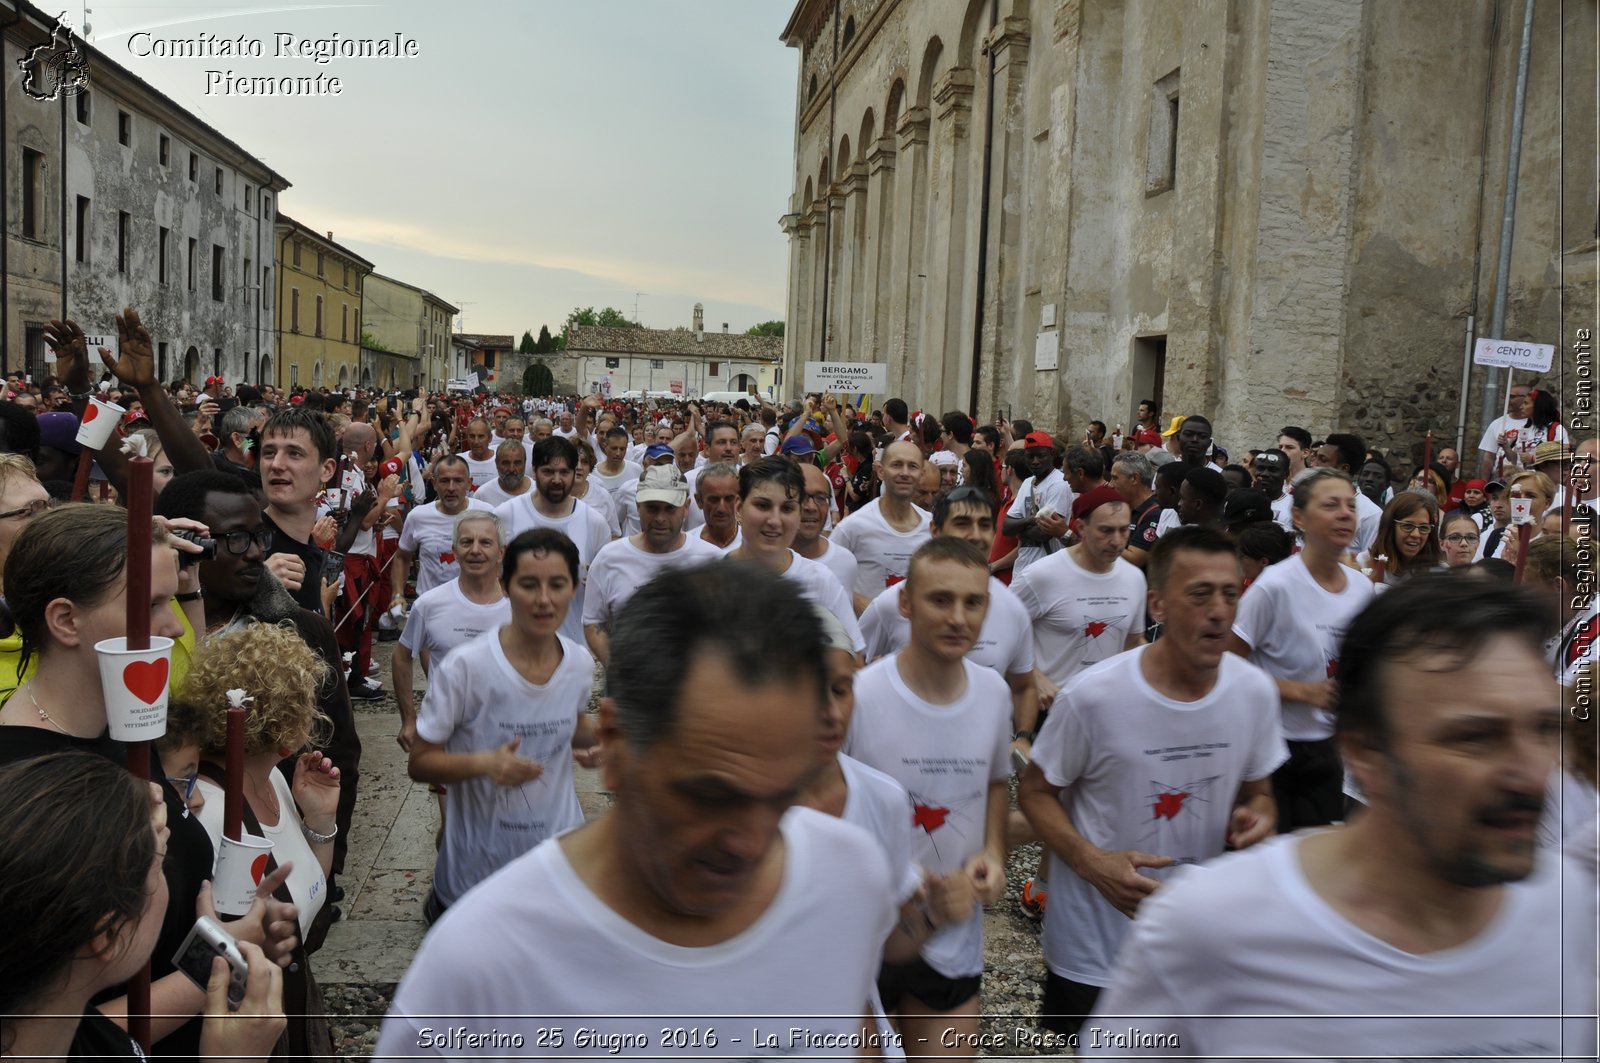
top-left (567, 305), bottom-right (784, 400)
top-left (780, 0), bottom-right (1593, 461)
top-left (272, 214), bottom-right (371, 392)
top-left (3, 0), bottom-right (289, 384)
top-left (362, 273), bottom-right (456, 390)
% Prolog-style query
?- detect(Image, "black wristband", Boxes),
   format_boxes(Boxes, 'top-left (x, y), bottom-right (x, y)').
top-left (1013, 729), bottom-right (1035, 742)
top-left (174, 589), bottom-right (203, 603)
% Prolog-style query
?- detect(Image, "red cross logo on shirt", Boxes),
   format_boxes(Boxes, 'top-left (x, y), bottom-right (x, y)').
top-left (1152, 791), bottom-right (1190, 820)
top-left (440, 551), bottom-right (455, 564)
top-left (912, 803), bottom-right (951, 833)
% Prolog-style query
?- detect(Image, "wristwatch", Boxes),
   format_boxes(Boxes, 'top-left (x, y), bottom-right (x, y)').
top-left (1013, 729), bottom-right (1035, 743)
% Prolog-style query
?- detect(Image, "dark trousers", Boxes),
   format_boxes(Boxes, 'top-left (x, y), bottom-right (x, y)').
top-left (1272, 737), bottom-right (1344, 832)
top-left (335, 553), bottom-right (379, 682)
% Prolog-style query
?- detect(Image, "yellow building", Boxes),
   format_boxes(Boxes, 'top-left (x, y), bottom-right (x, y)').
top-left (272, 213), bottom-right (373, 391)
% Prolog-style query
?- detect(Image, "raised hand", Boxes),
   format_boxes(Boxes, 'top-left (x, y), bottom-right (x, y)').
top-left (102, 307), bottom-right (158, 390)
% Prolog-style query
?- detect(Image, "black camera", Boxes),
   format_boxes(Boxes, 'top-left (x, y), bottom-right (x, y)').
top-left (169, 528), bottom-right (217, 566)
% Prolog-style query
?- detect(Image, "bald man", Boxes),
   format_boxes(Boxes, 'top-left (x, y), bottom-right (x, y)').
top-left (830, 439), bottom-right (932, 613)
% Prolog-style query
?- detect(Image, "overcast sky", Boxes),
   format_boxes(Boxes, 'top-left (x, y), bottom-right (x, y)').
top-left (87, 0), bottom-right (799, 338)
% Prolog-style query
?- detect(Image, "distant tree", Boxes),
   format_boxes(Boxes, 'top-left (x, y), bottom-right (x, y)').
top-left (746, 320), bottom-right (785, 337)
top-left (597, 307), bottom-right (636, 329)
top-left (523, 362), bottom-right (555, 396)
top-left (566, 307), bottom-right (598, 330)
top-left (519, 330), bottom-right (536, 354)
top-left (536, 324), bottom-right (554, 353)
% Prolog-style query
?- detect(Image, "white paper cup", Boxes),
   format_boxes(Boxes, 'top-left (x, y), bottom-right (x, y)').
top-left (94, 636), bottom-right (174, 741)
top-left (212, 833), bottom-right (274, 916)
top-left (75, 397), bottom-right (126, 449)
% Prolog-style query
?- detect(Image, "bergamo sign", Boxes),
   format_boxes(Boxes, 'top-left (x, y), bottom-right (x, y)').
top-left (804, 361), bottom-right (887, 392)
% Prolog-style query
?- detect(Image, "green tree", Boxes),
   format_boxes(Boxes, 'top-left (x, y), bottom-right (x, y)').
top-left (536, 324), bottom-right (554, 353)
top-left (519, 330), bottom-right (536, 354)
top-left (523, 362), bottom-right (555, 396)
top-left (359, 330), bottom-right (391, 353)
top-left (746, 320), bottom-right (785, 337)
top-left (597, 307), bottom-right (636, 329)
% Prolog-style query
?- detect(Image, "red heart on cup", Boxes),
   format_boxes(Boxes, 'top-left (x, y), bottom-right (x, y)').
top-left (122, 658), bottom-right (169, 704)
top-left (250, 853), bottom-right (269, 885)
top-left (83, 402), bottom-right (100, 424)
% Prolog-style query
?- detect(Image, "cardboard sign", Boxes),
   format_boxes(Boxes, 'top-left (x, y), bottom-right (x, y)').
top-left (82, 333), bottom-right (120, 359)
top-left (1473, 337), bottom-right (1554, 373)
top-left (803, 361), bottom-right (887, 393)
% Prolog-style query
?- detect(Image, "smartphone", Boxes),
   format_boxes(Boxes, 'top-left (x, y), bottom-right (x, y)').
top-left (172, 915), bottom-right (249, 1010)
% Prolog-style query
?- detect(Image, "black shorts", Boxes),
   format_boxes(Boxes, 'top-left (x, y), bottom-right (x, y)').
top-left (1272, 737), bottom-right (1344, 832)
top-left (1039, 972), bottom-right (1100, 1036)
top-left (421, 887), bottom-right (449, 928)
top-left (877, 957), bottom-right (981, 1013)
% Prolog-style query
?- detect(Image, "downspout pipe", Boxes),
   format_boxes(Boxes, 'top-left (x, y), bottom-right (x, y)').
top-left (967, 0), bottom-right (999, 417)
top-left (1479, 0), bottom-right (1537, 428)
top-left (0, 2), bottom-right (23, 373)
top-left (816, 0), bottom-right (840, 366)
top-left (1456, 0), bottom-right (1503, 458)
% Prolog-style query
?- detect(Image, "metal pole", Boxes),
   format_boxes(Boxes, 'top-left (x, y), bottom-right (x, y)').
top-left (1455, 313), bottom-right (1475, 458)
top-left (1479, 0), bottom-right (1537, 427)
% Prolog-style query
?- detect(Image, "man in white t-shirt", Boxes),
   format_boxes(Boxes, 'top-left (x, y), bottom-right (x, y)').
top-left (583, 464), bottom-right (720, 662)
top-left (830, 439), bottom-right (931, 611)
top-left (495, 436), bottom-right (612, 645)
top-left (391, 456), bottom-right (493, 607)
top-left (858, 485), bottom-right (1037, 751)
top-left (793, 461), bottom-right (858, 588)
top-left (551, 409), bottom-right (578, 439)
top-left (591, 426), bottom-right (643, 503)
top-left (1002, 431), bottom-right (1073, 577)
top-left (844, 537), bottom-right (1010, 1057)
top-left (1012, 486), bottom-right (1146, 694)
top-left (1088, 575), bottom-right (1593, 1060)
top-left (1251, 448), bottom-right (1294, 533)
top-left (1476, 378), bottom-right (1533, 479)
top-left (471, 440), bottom-right (533, 508)
top-left (692, 461), bottom-right (741, 551)
top-left (394, 510), bottom-right (512, 750)
top-left (457, 417), bottom-right (497, 489)
top-left (377, 561), bottom-right (895, 1057)
top-left (1019, 526), bottom-right (1287, 1034)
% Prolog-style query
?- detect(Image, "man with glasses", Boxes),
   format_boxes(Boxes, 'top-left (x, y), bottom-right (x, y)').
top-left (793, 461), bottom-right (859, 589)
top-left (1476, 380), bottom-right (1535, 479)
top-left (156, 469), bottom-right (362, 915)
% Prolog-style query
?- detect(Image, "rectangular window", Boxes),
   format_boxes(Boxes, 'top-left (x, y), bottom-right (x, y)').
top-left (341, 304), bottom-right (348, 342)
top-left (214, 167), bottom-right (223, 195)
top-left (211, 244), bottom-right (224, 301)
top-left (117, 211), bottom-right (130, 273)
top-left (315, 295), bottom-right (324, 337)
top-left (188, 152), bottom-right (197, 182)
top-left (342, 264), bottom-right (349, 289)
top-left (1145, 69), bottom-right (1181, 196)
top-left (1130, 334), bottom-right (1168, 418)
top-left (292, 241), bottom-right (301, 268)
top-left (213, 348), bottom-right (223, 378)
top-left (158, 342), bottom-right (168, 381)
top-left (242, 257), bottom-right (252, 305)
top-left (290, 363), bottom-right (299, 387)
top-left (187, 238), bottom-right (197, 290)
top-left (291, 288), bottom-right (300, 332)
top-left (316, 252), bottom-right (324, 278)
top-left (244, 184), bottom-right (253, 213)
top-left (159, 134), bottom-right (169, 166)
top-left (21, 148), bottom-right (43, 240)
top-left (75, 91), bottom-right (90, 125)
top-left (118, 111), bottom-right (131, 146)
top-left (709, 361), bottom-right (720, 377)
top-left (75, 196), bottom-right (91, 263)
top-left (158, 227), bottom-right (169, 283)
top-left (263, 266), bottom-right (272, 309)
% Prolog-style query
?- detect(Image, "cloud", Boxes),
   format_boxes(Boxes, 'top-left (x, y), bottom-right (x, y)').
top-left (329, 214), bottom-right (784, 312)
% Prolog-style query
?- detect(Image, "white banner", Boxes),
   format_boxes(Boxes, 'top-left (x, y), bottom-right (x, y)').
top-left (81, 333), bottom-right (120, 360)
top-left (804, 361), bottom-right (887, 392)
top-left (1473, 337), bottom-right (1554, 373)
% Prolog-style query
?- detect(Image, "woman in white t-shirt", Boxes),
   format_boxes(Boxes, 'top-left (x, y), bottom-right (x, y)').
top-left (1229, 468), bottom-right (1374, 831)
top-left (407, 528), bottom-right (601, 924)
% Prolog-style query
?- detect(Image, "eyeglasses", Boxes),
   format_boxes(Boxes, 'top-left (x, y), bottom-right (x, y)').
top-left (801, 491), bottom-right (833, 507)
top-left (0, 498), bottom-right (51, 521)
top-left (166, 771), bottom-right (198, 804)
top-left (217, 528), bottom-right (275, 556)
top-left (1443, 533), bottom-right (1480, 544)
top-left (943, 486), bottom-right (993, 506)
top-left (1394, 520), bottom-right (1434, 535)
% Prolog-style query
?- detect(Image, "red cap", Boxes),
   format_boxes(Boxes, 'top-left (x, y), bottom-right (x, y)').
top-left (1464, 478), bottom-right (1487, 492)
top-left (205, 375), bottom-right (225, 387)
top-left (290, 394), bottom-right (305, 404)
top-left (1071, 485), bottom-right (1125, 522)
top-left (1023, 430), bottom-right (1054, 449)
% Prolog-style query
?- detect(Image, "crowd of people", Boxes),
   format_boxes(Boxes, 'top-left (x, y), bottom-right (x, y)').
top-left (0, 307), bottom-right (1594, 1060)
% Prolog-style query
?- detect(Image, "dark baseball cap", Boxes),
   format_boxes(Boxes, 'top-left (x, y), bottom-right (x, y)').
top-left (1222, 489), bottom-right (1273, 526)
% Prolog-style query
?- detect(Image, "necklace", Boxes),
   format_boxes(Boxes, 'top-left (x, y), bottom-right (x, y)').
top-left (26, 686), bottom-right (69, 735)
top-left (245, 771), bottom-right (281, 820)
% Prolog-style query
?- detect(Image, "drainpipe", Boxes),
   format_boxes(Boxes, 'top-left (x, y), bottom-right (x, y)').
top-left (1456, 1), bottom-right (1503, 458)
top-left (0, 2), bottom-right (23, 373)
top-left (816, 0), bottom-right (840, 366)
top-left (1478, 0), bottom-right (1536, 429)
top-left (967, 0), bottom-right (999, 417)
top-left (58, 62), bottom-right (66, 322)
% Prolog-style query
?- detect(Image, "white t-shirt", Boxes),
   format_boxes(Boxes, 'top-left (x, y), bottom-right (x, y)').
top-left (399, 579), bottom-right (511, 669)
top-left (397, 499), bottom-right (495, 596)
top-left (1011, 550), bottom-right (1147, 687)
top-left (460, 452), bottom-right (498, 489)
top-left (494, 496), bottom-right (613, 644)
top-left (860, 576), bottom-right (1034, 677)
top-left (1031, 648), bottom-right (1287, 987)
top-left (575, 484), bottom-right (621, 538)
top-left (775, 551), bottom-right (866, 654)
top-left (590, 460), bottom-right (643, 503)
top-left (1270, 492), bottom-right (1294, 533)
top-left (1353, 491), bottom-right (1383, 557)
top-left (829, 497), bottom-right (932, 599)
top-left (581, 534), bottom-right (724, 629)
top-left (1006, 469), bottom-right (1075, 575)
top-left (1086, 836), bottom-right (1596, 1061)
top-left (1233, 554), bottom-right (1375, 741)
top-left (471, 477), bottom-right (531, 509)
top-left (810, 536), bottom-right (860, 593)
top-left (1153, 507), bottom-right (1183, 539)
top-left (416, 630), bottom-right (593, 906)
top-left (376, 808), bottom-right (896, 1058)
top-left (837, 754), bottom-right (923, 905)
top-left (326, 465), bottom-right (376, 556)
top-left (843, 656), bottom-right (1011, 978)
top-left (196, 771), bottom-right (326, 937)
top-left (1478, 413), bottom-right (1570, 468)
